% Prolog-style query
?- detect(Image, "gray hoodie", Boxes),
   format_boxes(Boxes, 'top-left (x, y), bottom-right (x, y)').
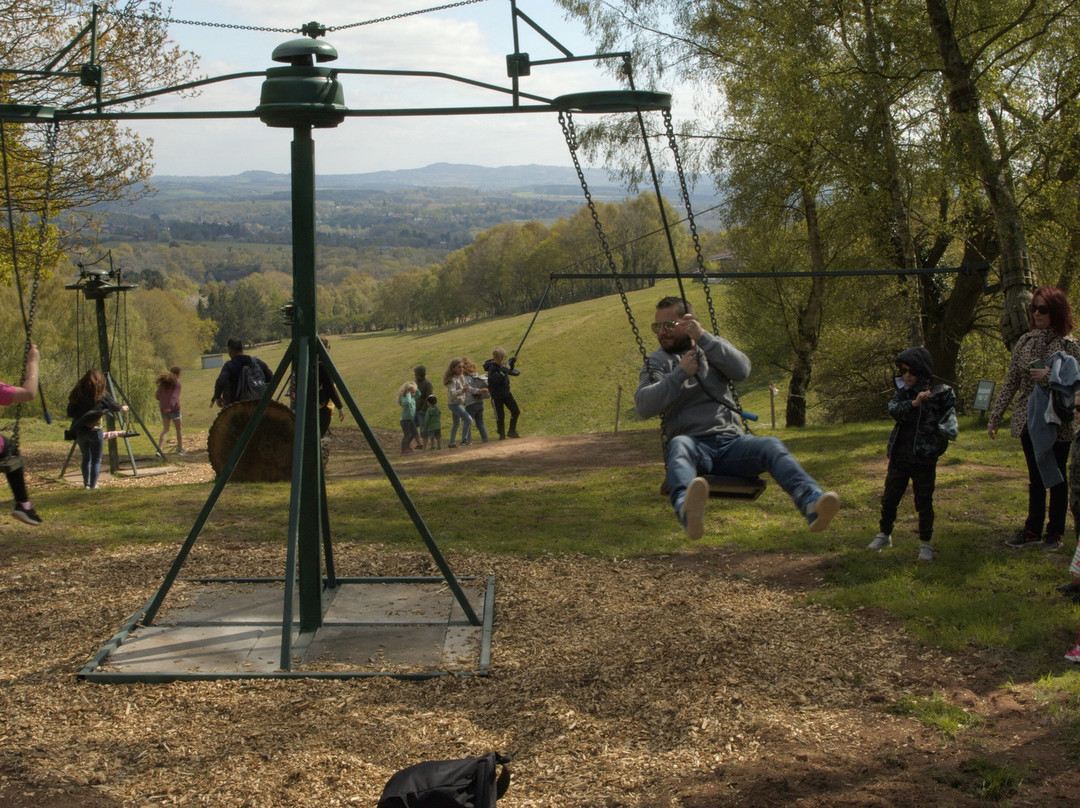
top-left (634, 330), bottom-right (752, 440)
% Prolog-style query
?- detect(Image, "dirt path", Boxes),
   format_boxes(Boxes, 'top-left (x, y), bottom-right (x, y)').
top-left (1, 429), bottom-right (1074, 807)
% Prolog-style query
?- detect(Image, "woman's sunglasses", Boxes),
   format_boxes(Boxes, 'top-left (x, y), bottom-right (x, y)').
top-left (1032, 303), bottom-right (1051, 315)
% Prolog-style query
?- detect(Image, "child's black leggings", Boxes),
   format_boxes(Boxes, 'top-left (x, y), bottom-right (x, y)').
top-left (879, 458), bottom-right (936, 542)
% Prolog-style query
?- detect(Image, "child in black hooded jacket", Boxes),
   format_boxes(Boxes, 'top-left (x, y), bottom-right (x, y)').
top-left (868, 347), bottom-right (958, 562)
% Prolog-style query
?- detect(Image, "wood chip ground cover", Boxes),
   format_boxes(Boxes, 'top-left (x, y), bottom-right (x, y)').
top-left (0, 431), bottom-right (1074, 806)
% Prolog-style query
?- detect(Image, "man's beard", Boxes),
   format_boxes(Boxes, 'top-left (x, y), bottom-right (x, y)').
top-left (661, 334), bottom-right (693, 354)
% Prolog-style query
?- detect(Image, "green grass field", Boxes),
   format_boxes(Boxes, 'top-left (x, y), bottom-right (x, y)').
top-left (6, 278), bottom-right (1080, 715)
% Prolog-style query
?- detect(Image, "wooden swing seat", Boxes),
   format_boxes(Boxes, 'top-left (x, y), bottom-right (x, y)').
top-left (0, 455), bottom-right (25, 474)
top-left (660, 475), bottom-right (767, 501)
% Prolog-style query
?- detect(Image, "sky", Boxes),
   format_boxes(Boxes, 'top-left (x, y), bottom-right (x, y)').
top-left (122, 0), bottom-right (663, 176)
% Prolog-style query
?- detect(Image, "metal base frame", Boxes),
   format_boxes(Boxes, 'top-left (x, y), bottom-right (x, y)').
top-left (78, 575), bottom-right (496, 683)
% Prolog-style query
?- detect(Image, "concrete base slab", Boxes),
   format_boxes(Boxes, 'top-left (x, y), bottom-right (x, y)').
top-left (80, 577), bottom-right (493, 682)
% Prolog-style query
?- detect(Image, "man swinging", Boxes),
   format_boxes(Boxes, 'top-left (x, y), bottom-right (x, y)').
top-left (635, 296), bottom-right (839, 540)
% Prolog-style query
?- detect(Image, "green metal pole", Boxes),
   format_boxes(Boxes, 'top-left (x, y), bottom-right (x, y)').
top-left (290, 126), bottom-right (324, 635)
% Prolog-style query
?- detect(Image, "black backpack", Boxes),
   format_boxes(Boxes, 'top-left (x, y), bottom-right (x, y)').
top-left (377, 752), bottom-right (512, 808)
top-left (235, 356), bottom-right (267, 402)
top-left (1052, 385), bottom-right (1076, 425)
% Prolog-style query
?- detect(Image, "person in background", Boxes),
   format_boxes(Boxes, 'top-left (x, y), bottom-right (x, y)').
top-left (484, 346), bottom-right (521, 440)
top-left (398, 381), bottom-right (419, 454)
top-left (155, 365), bottom-right (185, 455)
top-left (868, 347), bottom-right (958, 563)
top-left (413, 365), bottom-right (433, 451)
top-left (988, 286), bottom-right (1080, 550)
top-left (635, 296), bottom-right (839, 541)
top-left (317, 337), bottom-right (345, 438)
top-left (444, 358), bottom-right (481, 448)
top-left (211, 337), bottom-right (272, 407)
top-left (423, 395), bottom-right (442, 449)
top-left (0, 343), bottom-right (42, 525)
top-left (461, 357), bottom-right (490, 443)
top-left (67, 367), bottom-right (128, 490)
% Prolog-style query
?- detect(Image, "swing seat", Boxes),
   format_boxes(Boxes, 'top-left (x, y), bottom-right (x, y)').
top-left (660, 475), bottom-right (767, 501)
top-left (0, 455), bottom-right (25, 474)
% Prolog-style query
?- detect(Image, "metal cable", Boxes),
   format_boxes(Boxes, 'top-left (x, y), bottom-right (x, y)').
top-left (103, 0), bottom-right (490, 36)
top-left (558, 110), bottom-right (648, 365)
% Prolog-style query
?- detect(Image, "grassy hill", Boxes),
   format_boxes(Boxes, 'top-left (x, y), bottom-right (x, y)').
top-left (175, 279), bottom-right (779, 437)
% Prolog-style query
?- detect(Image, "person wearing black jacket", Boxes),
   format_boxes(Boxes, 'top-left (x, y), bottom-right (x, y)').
top-left (211, 337), bottom-right (272, 407)
top-left (67, 367), bottom-right (128, 490)
top-left (483, 346), bottom-right (520, 440)
top-left (869, 346), bottom-right (958, 562)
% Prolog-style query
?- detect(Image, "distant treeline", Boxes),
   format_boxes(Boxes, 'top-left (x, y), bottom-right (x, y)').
top-left (95, 184), bottom-right (616, 253)
top-left (105, 192), bottom-right (717, 350)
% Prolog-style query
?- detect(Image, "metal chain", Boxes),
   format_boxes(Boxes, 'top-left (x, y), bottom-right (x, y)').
top-left (661, 110), bottom-right (751, 433)
top-left (662, 109), bottom-right (717, 335)
top-left (104, 8), bottom-right (300, 34)
top-left (329, 0), bottom-right (490, 32)
top-left (10, 123), bottom-right (59, 456)
top-left (104, 0), bottom-right (490, 36)
top-left (558, 110), bottom-right (649, 365)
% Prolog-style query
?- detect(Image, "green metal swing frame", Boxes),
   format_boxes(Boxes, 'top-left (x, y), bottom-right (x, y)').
top-left (2, 0), bottom-right (687, 680)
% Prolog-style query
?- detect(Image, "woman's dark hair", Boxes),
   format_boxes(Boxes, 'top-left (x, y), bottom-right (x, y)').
top-left (443, 358), bottom-right (463, 386)
top-left (1030, 285), bottom-right (1075, 336)
top-left (70, 368), bottom-right (106, 405)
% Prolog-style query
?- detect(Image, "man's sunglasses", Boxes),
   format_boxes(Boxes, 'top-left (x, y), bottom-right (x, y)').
top-left (651, 321), bottom-right (679, 334)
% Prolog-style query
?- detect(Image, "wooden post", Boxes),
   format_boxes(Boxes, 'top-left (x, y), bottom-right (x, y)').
top-left (614, 384), bottom-right (622, 433)
top-left (769, 383), bottom-right (778, 429)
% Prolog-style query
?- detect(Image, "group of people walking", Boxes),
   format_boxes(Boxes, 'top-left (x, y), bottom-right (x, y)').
top-left (398, 347), bottom-right (522, 453)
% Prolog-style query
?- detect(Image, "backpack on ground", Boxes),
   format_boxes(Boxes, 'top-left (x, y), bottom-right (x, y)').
top-left (236, 356), bottom-right (267, 402)
top-left (376, 752), bottom-right (512, 808)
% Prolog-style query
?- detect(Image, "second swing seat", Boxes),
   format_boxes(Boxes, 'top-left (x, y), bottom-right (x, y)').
top-left (660, 475), bottom-right (767, 501)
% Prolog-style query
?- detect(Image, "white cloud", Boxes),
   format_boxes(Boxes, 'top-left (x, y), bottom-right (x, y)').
top-left (126, 0), bottom-right (688, 175)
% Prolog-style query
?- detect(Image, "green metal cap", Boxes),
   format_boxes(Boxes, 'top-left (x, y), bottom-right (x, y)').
top-left (272, 38), bottom-right (339, 66)
top-left (258, 39), bottom-right (347, 128)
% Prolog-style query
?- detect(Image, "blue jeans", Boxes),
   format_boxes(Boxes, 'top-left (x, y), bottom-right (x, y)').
top-left (448, 403), bottom-right (473, 445)
top-left (466, 402), bottom-right (489, 442)
top-left (77, 429), bottom-right (104, 488)
top-left (665, 433), bottom-right (823, 524)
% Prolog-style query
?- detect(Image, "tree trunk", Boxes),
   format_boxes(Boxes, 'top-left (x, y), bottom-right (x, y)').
top-left (863, 0), bottom-right (923, 347)
top-left (925, 0), bottom-right (1036, 348)
top-left (786, 187), bottom-right (827, 427)
top-left (921, 207), bottom-right (997, 391)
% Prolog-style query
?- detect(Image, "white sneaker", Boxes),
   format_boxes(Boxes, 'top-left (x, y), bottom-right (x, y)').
top-left (807, 491), bottom-right (839, 533)
top-left (679, 477), bottom-right (709, 541)
top-left (868, 532), bottom-right (892, 551)
top-left (918, 542), bottom-right (934, 562)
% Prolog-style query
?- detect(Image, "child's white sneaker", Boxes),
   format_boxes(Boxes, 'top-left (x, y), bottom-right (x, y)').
top-left (868, 532), bottom-right (892, 551)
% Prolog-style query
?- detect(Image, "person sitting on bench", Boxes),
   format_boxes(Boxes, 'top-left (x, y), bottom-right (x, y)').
top-left (634, 296), bottom-right (839, 540)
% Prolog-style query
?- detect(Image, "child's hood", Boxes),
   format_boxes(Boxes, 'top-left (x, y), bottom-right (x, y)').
top-left (896, 346), bottom-right (934, 384)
